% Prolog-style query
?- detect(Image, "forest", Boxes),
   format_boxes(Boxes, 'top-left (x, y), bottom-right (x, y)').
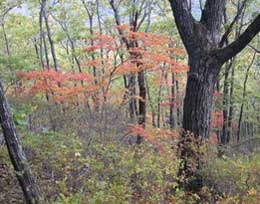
top-left (0, 0), bottom-right (260, 203)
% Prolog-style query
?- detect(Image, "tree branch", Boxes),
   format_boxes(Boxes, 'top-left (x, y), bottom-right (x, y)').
top-left (248, 44), bottom-right (260, 53)
top-left (109, 0), bottom-right (129, 47)
top-left (200, 0), bottom-right (225, 43)
top-left (168, 0), bottom-right (198, 55)
top-left (217, 14), bottom-right (260, 63)
top-left (219, 0), bottom-right (248, 48)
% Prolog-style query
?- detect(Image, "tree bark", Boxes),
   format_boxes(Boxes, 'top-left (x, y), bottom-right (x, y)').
top-left (182, 55), bottom-right (222, 139)
top-left (0, 80), bottom-right (41, 203)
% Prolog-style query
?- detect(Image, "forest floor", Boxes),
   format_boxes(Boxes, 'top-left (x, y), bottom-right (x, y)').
top-left (0, 100), bottom-right (260, 204)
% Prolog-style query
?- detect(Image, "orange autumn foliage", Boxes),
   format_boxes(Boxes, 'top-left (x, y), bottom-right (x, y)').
top-left (18, 25), bottom-right (187, 109)
top-left (17, 69), bottom-right (98, 104)
top-left (127, 124), bottom-right (179, 153)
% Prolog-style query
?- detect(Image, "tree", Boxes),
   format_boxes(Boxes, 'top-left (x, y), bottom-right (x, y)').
top-left (0, 79), bottom-right (41, 203)
top-left (168, 0), bottom-right (260, 191)
top-left (40, 0), bottom-right (58, 71)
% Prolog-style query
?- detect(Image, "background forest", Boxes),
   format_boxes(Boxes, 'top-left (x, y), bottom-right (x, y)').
top-left (0, 0), bottom-right (260, 203)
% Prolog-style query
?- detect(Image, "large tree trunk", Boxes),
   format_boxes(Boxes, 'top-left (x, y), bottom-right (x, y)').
top-left (183, 55), bottom-right (221, 139)
top-left (0, 80), bottom-right (41, 203)
top-left (179, 54), bottom-right (221, 191)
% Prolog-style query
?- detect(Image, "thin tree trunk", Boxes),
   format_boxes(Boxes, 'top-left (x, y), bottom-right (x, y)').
top-left (136, 69), bottom-right (146, 144)
top-left (237, 52), bottom-right (256, 142)
top-left (221, 61), bottom-right (232, 144)
top-left (51, 14), bottom-right (82, 73)
top-left (157, 71), bottom-right (163, 128)
top-left (33, 38), bottom-right (40, 60)
top-left (128, 74), bottom-right (137, 123)
top-left (41, 0), bottom-right (58, 71)
top-left (0, 80), bottom-right (42, 203)
top-left (42, 33), bottom-right (50, 70)
top-left (82, 1), bottom-right (97, 82)
top-left (2, 22), bottom-right (16, 89)
top-left (145, 74), bottom-right (156, 127)
top-left (110, 0), bottom-right (147, 143)
top-left (169, 71), bottom-right (176, 129)
top-left (227, 62), bottom-right (235, 142)
top-left (2, 23), bottom-right (11, 57)
top-left (39, 1), bottom-right (45, 69)
top-left (67, 35), bottom-right (81, 73)
top-left (175, 79), bottom-right (181, 127)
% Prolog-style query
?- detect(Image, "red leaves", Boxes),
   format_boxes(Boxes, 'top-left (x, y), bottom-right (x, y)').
top-left (82, 25), bottom-right (187, 79)
top-left (66, 73), bottom-right (93, 81)
top-left (17, 25), bottom-right (187, 109)
top-left (128, 124), bottom-right (179, 153)
top-left (17, 69), bottom-right (97, 103)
